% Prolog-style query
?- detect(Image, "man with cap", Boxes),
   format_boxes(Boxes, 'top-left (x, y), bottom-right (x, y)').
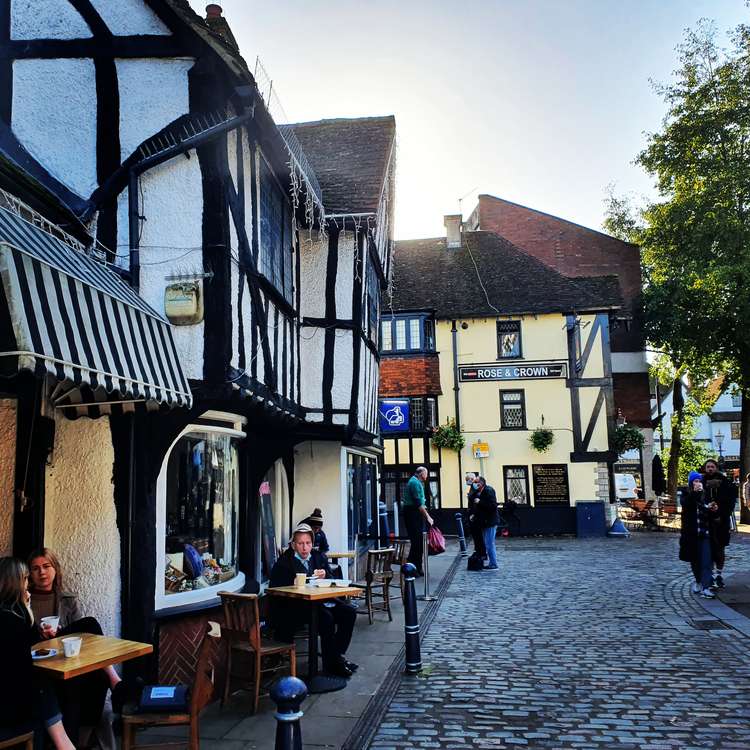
top-left (303, 508), bottom-right (329, 553)
top-left (270, 523), bottom-right (357, 678)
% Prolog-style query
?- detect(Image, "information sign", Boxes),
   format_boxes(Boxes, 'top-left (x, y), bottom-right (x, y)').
top-left (532, 464), bottom-right (570, 505)
top-left (459, 362), bottom-right (567, 382)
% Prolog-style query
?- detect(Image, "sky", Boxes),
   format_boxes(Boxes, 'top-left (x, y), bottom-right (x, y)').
top-left (187, 0), bottom-right (748, 240)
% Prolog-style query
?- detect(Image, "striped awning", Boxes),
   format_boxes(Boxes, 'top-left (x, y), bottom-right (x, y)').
top-left (0, 206), bottom-right (192, 414)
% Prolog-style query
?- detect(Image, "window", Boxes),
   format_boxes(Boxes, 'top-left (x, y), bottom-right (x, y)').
top-left (731, 422), bottom-right (741, 440)
top-left (409, 319), bottom-right (421, 349)
top-left (395, 319), bottom-right (407, 349)
top-left (425, 397), bottom-right (437, 429)
top-left (497, 320), bottom-right (522, 359)
top-left (424, 319), bottom-right (435, 350)
top-left (381, 321), bottom-right (392, 351)
top-left (500, 390), bottom-right (526, 430)
top-left (573, 320), bottom-right (583, 373)
top-left (163, 430), bottom-right (240, 598)
top-left (504, 466), bottom-right (530, 505)
top-left (259, 157), bottom-right (293, 302)
top-left (409, 396), bottom-right (438, 432)
top-left (379, 314), bottom-right (436, 354)
top-left (732, 393), bottom-right (742, 407)
top-left (410, 397), bottom-right (424, 431)
top-left (367, 268), bottom-right (379, 345)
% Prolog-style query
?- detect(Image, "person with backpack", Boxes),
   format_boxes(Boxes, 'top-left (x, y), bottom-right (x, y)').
top-left (473, 477), bottom-right (500, 571)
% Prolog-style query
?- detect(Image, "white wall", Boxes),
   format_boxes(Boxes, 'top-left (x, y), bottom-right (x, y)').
top-left (0, 400), bottom-right (16, 556)
top-left (11, 0), bottom-right (92, 40)
top-left (44, 414), bottom-right (121, 637)
top-left (90, 0), bottom-right (171, 35)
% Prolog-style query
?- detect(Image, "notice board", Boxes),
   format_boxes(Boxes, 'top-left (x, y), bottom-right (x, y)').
top-left (532, 464), bottom-right (570, 506)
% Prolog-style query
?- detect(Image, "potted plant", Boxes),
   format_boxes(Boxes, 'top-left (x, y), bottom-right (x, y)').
top-left (529, 427), bottom-right (555, 453)
top-left (431, 419), bottom-right (465, 452)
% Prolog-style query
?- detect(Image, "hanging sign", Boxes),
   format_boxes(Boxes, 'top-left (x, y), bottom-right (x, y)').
top-left (459, 361), bottom-right (567, 382)
top-left (379, 399), bottom-right (410, 433)
top-left (472, 441), bottom-right (490, 458)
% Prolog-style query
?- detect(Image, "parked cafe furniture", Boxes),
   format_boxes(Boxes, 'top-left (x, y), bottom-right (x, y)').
top-left (266, 583), bottom-right (361, 694)
top-left (120, 624), bottom-right (219, 750)
top-left (218, 591), bottom-right (296, 713)
top-left (390, 540), bottom-right (410, 599)
top-left (0, 731), bottom-right (33, 750)
top-left (355, 548), bottom-right (395, 624)
top-left (32, 633), bottom-right (153, 680)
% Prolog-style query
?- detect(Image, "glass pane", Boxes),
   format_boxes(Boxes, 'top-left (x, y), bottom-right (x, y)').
top-left (411, 398), bottom-right (424, 431)
top-left (381, 321), bottom-right (392, 351)
top-left (731, 423), bottom-right (741, 439)
top-left (502, 403), bottom-right (524, 428)
top-left (409, 318), bottom-right (421, 349)
top-left (498, 321), bottom-right (521, 358)
top-left (260, 159), bottom-right (285, 293)
top-left (505, 468), bottom-right (528, 504)
top-left (425, 398), bottom-right (437, 429)
top-left (424, 320), bottom-right (435, 350)
top-left (164, 432), bottom-right (239, 595)
top-left (395, 319), bottom-right (406, 349)
top-left (501, 391), bottom-right (522, 403)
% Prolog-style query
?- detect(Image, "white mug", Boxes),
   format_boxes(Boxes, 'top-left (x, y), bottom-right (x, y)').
top-left (62, 636), bottom-right (82, 658)
top-left (40, 616), bottom-right (60, 635)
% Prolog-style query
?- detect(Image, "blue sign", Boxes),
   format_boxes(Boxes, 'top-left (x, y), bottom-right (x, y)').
top-left (379, 399), bottom-right (410, 433)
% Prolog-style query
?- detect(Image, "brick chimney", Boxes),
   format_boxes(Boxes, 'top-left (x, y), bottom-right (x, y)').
top-left (444, 214), bottom-right (462, 249)
top-left (205, 4), bottom-right (239, 51)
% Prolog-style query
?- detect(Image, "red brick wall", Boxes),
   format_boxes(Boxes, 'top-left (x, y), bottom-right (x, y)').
top-left (613, 373), bottom-right (652, 428)
top-left (379, 354), bottom-right (442, 397)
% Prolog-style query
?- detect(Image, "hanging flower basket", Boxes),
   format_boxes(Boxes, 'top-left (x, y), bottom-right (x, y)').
top-left (612, 424), bottom-right (645, 454)
top-left (431, 420), bottom-right (465, 452)
top-left (529, 427), bottom-right (555, 453)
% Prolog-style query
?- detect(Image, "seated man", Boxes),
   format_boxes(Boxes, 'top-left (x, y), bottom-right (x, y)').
top-left (270, 524), bottom-right (358, 679)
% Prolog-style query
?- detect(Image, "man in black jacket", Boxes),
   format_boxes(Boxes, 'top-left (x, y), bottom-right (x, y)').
top-left (473, 477), bottom-right (500, 571)
top-left (702, 459), bottom-right (737, 588)
top-left (270, 524), bottom-right (357, 678)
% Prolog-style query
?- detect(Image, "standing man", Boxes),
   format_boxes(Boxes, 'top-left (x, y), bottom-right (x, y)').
top-left (473, 477), bottom-right (500, 571)
top-left (402, 466), bottom-right (434, 576)
top-left (465, 472), bottom-right (486, 559)
top-left (702, 458), bottom-right (736, 588)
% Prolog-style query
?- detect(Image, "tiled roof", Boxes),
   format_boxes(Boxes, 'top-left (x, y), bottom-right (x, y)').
top-left (290, 117), bottom-right (396, 214)
top-left (385, 232), bottom-right (622, 319)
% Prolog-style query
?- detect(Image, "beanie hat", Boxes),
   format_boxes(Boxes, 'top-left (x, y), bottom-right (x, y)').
top-left (688, 470), bottom-right (702, 486)
top-left (305, 508), bottom-right (323, 525)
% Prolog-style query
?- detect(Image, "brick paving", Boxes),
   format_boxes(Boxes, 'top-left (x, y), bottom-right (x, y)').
top-left (369, 533), bottom-right (750, 749)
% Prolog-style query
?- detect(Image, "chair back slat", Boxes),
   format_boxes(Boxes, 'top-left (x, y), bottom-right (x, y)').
top-left (367, 548), bottom-right (395, 575)
top-left (219, 592), bottom-right (261, 649)
top-left (190, 624), bottom-right (220, 715)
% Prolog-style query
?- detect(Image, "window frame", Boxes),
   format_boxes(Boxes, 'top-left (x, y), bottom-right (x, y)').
top-left (499, 389), bottom-right (527, 430)
top-left (497, 320), bottom-right (523, 360)
top-left (732, 393), bottom-right (742, 408)
top-left (731, 422), bottom-right (741, 440)
top-left (503, 465), bottom-right (531, 505)
top-left (379, 313), bottom-right (436, 354)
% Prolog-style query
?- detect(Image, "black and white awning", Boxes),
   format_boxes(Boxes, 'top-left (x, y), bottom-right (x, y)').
top-left (0, 206), bottom-right (192, 414)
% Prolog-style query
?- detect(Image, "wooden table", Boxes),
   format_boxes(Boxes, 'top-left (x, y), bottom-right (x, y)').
top-left (327, 550), bottom-right (357, 581)
top-left (32, 632), bottom-right (153, 680)
top-left (267, 584), bottom-right (361, 693)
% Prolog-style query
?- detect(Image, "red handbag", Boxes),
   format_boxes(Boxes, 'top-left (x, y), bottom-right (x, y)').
top-left (427, 525), bottom-right (446, 555)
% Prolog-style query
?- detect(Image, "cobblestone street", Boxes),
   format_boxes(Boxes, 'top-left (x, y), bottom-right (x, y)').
top-left (370, 534), bottom-right (750, 749)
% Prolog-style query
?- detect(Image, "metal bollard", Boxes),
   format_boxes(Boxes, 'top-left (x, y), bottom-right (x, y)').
top-left (271, 676), bottom-right (307, 750)
top-left (455, 512), bottom-right (468, 557)
top-left (402, 562), bottom-right (422, 675)
top-left (419, 531), bottom-right (437, 601)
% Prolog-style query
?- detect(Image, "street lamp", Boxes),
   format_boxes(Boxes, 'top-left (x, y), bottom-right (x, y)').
top-left (716, 429), bottom-right (725, 468)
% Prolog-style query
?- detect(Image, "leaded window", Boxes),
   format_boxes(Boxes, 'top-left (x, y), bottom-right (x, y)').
top-left (424, 319), bottom-right (435, 350)
top-left (381, 321), bottom-right (392, 351)
top-left (425, 397), bottom-right (437, 429)
top-left (498, 320), bottom-right (522, 359)
top-left (504, 466), bottom-right (529, 505)
top-left (409, 319), bottom-right (421, 349)
top-left (731, 422), bottom-right (741, 440)
top-left (500, 390), bottom-right (526, 429)
top-left (259, 157), bottom-right (293, 302)
top-left (395, 319), bottom-right (407, 349)
top-left (411, 398), bottom-right (424, 431)
top-left (379, 314), bottom-right (436, 354)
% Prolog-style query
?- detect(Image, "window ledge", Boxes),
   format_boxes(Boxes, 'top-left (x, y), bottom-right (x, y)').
top-left (154, 572), bottom-right (246, 617)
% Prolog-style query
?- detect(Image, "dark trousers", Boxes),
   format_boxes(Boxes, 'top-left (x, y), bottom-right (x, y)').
top-left (469, 518), bottom-right (486, 558)
top-left (55, 617), bottom-right (108, 746)
top-left (318, 602), bottom-right (357, 668)
top-left (404, 506), bottom-right (425, 574)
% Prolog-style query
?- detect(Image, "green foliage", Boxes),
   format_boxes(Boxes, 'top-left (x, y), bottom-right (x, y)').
top-left (528, 428), bottom-right (555, 453)
top-left (612, 424), bottom-right (646, 455)
top-left (658, 394), bottom-right (713, 484)
top-left (431, 419), bottom-right (465, 452)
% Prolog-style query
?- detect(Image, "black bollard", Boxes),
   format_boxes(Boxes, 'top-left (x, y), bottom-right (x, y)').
top-left (455, 512), bottom-right (468, 557)
top-left (402, 562), bottom-right (422, 675)
top-left (271, 676), bottom-right (307, 750)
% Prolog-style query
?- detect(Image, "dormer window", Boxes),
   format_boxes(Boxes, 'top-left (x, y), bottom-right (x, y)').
top-left (380, 314), bottom-right (436, 353)
top-left (497, 320), bottom-right (522, 359)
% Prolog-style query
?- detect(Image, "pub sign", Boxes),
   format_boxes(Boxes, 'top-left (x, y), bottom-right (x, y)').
top-left (459, 361), bottom-right (567, 382)
top-left (379, 399), bottom-right (410, 433)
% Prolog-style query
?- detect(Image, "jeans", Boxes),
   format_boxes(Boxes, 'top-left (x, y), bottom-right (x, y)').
top-left (482, 526), bottom-right (498, 568)
top-left (690, 537), bottom-right (713, 589)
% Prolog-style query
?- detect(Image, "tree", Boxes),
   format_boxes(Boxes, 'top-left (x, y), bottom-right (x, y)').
top-left (607, 18), bottom-right (750, 500)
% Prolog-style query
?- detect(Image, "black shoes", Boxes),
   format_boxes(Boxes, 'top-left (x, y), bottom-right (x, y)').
top-left (324, 660), bottom-right (353, 678)
top-left (715, 574), bottom-right (725, 589)
top-left (344, 659), bottom-right (359, 672)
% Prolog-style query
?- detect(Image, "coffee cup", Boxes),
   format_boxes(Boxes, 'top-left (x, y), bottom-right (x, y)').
top-left (294, 573), bottom-right (306, 588)
top-left (40, 616), bottom-right (60, 635)
top-left (62, 636), bottom-right (82, 658)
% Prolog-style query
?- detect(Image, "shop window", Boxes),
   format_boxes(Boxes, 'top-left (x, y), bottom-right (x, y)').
top-left (500, 390), bottom-right (526, 430)
top-left (259, 156), bottom-right (293, 303)
top-left (504, 466), bottom-right (530, 504)
top-left (163, 430), bottom-right (240, 598)
top-left (731, 422), bottom-right (741, 440)
top-left (497, 320), bottom-right (522, 359)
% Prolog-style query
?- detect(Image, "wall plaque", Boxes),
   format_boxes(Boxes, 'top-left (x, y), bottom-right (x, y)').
top-left (532, 464), bottom-right (570, 506)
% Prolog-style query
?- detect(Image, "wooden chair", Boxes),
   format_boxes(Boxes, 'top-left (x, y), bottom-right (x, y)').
top-left (391, 539), bottom-right (411, 599)
top-left (355, 548), bottom-right (395, 624)
top-left (121, 624), bottom-right (219, 750)
top-left (0, 732), bottom-right (33, 750)
top-left (219, 591), bottom-right (296, 714)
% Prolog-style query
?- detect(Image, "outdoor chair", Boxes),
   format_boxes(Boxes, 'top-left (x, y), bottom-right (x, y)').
top-left (218, 591), bottom-right (296, 714)
top-left (0, 731), bottom-right (33, 750)
top-left (390, 539), bottom-right (410, 599)
top-left (120, 623), bottom-right (219, 750)
top-left (355, 547), bottom-right (395, 624)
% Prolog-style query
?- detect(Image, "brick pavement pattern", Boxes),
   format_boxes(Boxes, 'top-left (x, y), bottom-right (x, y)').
top-left (369, 534), bottom-right (750, 749)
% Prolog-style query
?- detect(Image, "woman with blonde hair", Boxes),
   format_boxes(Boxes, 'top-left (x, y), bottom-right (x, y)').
top-left (0, 557), bottom-right (74, 749)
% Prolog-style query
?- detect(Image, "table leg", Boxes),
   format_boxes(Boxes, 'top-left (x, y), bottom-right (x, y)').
top-left (304, 604), bottom-right (347, 694)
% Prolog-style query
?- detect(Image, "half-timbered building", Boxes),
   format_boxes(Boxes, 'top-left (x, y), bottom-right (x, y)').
top-left (0, 0), bottom-right (395, 678)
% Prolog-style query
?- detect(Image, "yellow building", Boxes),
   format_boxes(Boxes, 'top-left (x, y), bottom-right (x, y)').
top-left (378, 222), bottom-right (623, 534)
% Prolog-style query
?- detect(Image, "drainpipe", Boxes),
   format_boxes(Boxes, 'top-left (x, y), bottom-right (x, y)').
top-left (451, 320), bottom-right (464, 508)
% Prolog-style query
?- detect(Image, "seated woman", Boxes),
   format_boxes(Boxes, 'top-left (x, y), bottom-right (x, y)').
top-left (28, 548), bottom-right (121, 747)
top-left (0, 557), bottom-right (75, 750)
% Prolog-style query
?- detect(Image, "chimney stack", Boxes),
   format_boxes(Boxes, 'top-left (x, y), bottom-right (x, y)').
top-left (444, 214), bottom-right (462, 249)
top-left (205, 4), bottom-right (239, 50)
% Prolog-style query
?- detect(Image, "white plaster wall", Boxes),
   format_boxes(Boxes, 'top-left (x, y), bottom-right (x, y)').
top-left (116, 59), bottom-right (193, 161)
top-left (11, 0), bottom-right (92, 40)
top-left (13, 59), bottom-right (98, 197)
top-left (299, 235), bottom-right (326, 319)
top-left (335, 232), bottom-right (354, 319)
top-left (0, 400), bottom-right (16, 556)
top-left (45, 414), bottom-right (120, 637)
top-left (137, 155), bottom-right (204, 379)
top-left (332, 330), bottom-right (353, 410)
top-left (300, 327), bottom-right (324, 411)
top-left (91, 0), bottom-right (171, 36)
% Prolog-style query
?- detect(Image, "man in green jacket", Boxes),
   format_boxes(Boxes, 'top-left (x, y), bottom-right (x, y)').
top-left (402, 466), bottom-right (434, 576)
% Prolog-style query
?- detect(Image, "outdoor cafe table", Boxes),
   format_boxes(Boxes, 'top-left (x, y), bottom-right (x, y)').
top-left (32, 632), bottom-right (153, 680)
top-left (327, 550), bottom-right (358, 581)
top-left (266, 584), bottom-right (361, 694)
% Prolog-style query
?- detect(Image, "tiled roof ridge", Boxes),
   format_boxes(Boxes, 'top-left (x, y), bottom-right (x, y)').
top-left (290, 115), bottom-right (396, 129)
